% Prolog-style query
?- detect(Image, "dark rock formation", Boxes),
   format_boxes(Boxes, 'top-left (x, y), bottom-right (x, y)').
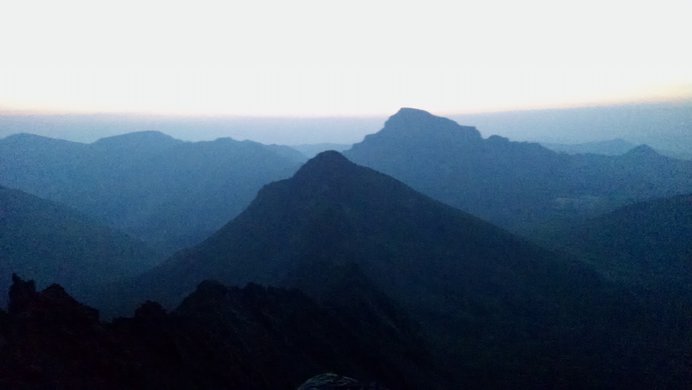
top-left (0, 275), bottom-right (436, 389)
top-left (297, 372), bottom-right (387, 390)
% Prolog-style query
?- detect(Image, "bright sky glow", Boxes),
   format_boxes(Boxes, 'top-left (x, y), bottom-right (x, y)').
top-left (1, 0), bottom-right (691, 116)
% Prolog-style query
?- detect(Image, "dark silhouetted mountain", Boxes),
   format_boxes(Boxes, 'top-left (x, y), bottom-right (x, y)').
top-left (540, 193), bottom-right (692, 288)
top-left (100, 151), bottom-right (692, 388)
top-left (345, 108), bottom-right (692, 232)
top-left (126, 151), bottom-right (593, 309)
top-left (0, 186), bottom-right (158, 308)
top-left (0, 131), bottom-right (305, 254)
top-left (0, 275), bottom-right (437, 389)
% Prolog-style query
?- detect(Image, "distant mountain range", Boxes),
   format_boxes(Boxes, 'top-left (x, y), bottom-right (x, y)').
top-left (542, 138), bottom-right (692, 160)
top-left (3, 109), bottom-right (692, 388)
top-left (346, 108), bottom-right (692, 232)
top-left (0, 186), bottom-right (158, 307)
top-left (0, 132), bottom-right (305, 254)
top-left (4, 110), bottom-right (690, 244)
top-left (456, 101), bottom-right (692, 155)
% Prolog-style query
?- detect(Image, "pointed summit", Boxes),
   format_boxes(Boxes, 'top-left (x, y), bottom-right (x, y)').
top-left (292, 151), bottom-right (358, 183)
top-left (624, 144), bottom-right (660, 157)
top-left (299, 150), bottom-right (351, 170)
top-left (619, 144), bottom-right (668, 164)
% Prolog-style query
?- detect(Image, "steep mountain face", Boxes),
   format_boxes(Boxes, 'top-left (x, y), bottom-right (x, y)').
top-left (0, 275), bottom-right (436, 389)
top-left (103, 151), bottom-right (692, 388)
top-left (0, 132), bottom-right (305, 254)
top-left (0, 186), bottom-right (158, 308)
top-left (345, 108), bottom-right (692, 232)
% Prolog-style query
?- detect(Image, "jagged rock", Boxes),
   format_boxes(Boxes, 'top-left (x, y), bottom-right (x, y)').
top-left (297, 372), bottom-right (387, 390)
top-left (1, 276), bottom-right (428, 389)
top-left (7, 273), bottom-right (37, 314)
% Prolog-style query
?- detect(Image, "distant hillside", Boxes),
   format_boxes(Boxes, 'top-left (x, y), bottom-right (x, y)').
top-left (0, 186), bottom-right (158, 308)
top-left (542, 138), bottom-right (691, 160)
top-left (0, 275), bottom-right (437, 389)
top-left (0, 131), bottom-right (305, 254)
top-left (346, 108), bottom-right (692, 232)
top-left (539, 193), bottom-right (692, 288)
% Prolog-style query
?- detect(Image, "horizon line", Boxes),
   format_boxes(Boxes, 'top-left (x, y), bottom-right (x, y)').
top-left (1, 95), bottom-right (691, 119)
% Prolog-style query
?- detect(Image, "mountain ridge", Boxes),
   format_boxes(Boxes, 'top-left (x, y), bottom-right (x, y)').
top-left (1, 274), bottom-right (436, 389)
top-left (345, 108), bottom-right (692, 232)
top-left (0, 131), bottom-right (305, 254)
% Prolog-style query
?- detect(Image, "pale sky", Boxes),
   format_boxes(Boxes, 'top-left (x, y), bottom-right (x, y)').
top-left (1, 0), bottom-right (691, 116)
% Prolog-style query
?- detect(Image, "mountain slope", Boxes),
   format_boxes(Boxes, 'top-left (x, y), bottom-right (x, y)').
top-left (100, 151), bottom-right (692, 387)
top-left (0, 186), bottom-right (158, 307)
top-left (0, 131), bottom-right (305, 254)
top-left (540, 193), bottom-right (692, 287)
top-left (345, 108), bottom-right (692, 232)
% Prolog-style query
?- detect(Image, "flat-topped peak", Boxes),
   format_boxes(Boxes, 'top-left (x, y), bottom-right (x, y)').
top-left (393, 107), bottom-right (436, 118)
top-left (379, 108), bottom-right (482, 142)
top-left (93, 131), bottom-right (179, 145)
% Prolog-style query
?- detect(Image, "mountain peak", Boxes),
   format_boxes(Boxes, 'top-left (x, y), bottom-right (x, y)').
top-left (377, 108), bottom-right (482, 142)
top-left (308, 150), bottom-right (350, 165)
top-left (393, 107), bottom-right (436, 118)
top-left (93, 131), bottom-right (180, 147)
top-left (294, 151), bottom-right (354, 178)
top-left (622, 144), bottom-right (663, 160)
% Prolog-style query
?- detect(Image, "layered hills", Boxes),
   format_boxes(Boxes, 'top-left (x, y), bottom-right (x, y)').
top-left (0, 186), bottom-right (157, 307)
top-left (0, 132), bottom-right (304, 254)
top-left (3, 110), bottom-right (691, 388)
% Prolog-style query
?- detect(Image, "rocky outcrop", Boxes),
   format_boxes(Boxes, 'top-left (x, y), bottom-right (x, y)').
top-left (0, 275), bottom-right (433, 389)
top-left (297, 372), bottom-right (388, 390)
